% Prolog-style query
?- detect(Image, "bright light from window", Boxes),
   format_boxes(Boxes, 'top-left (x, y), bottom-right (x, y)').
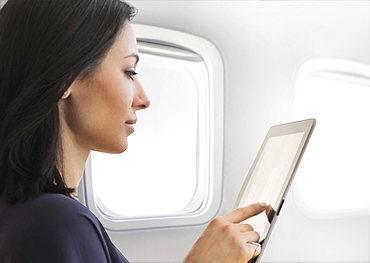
top-left (293, 58), bottom-right (370, 217)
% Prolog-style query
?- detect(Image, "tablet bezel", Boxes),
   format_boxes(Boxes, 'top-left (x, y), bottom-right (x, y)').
top-left (234, 118), bottom-right (316, 263)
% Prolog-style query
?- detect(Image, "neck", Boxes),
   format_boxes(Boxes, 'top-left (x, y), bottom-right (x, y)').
top-left (60, 124), bottom-right (90, 197)
top-left (62, 145), bottom-right (88, 196)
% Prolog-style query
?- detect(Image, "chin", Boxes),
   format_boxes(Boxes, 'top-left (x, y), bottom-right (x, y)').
top-left (93, 141), bottom-right (128, 154)
top-left (110, 143), bottom-right (128, 154)
top-left (113, 145), bottom-right (128, 154)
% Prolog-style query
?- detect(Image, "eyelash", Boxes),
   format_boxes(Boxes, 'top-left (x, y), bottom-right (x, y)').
top-left (125, 70), bottom-right (138, 80)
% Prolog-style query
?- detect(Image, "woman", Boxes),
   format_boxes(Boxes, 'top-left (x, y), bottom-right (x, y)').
top-left (0, 0), bottom-right (266, 262)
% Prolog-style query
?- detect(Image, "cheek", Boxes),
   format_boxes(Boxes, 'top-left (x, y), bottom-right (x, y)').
top-left (63, 94), bottom-right (100, 141)
top-left (110, 88), bottom-right (133, 114)
top-left (91, 92), bottom-right (132, 153)
top-left (100, 86), bottom-right (134, 130)
top-left (96, 72), bottom-right (134, 111)
top-left (94, 83), bottom-right (132, 123)
top-left (63, 75), bottom-right (135, 152)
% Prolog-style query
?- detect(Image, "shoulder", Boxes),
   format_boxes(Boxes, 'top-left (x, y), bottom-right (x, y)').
top-left (23, 193), bottom-right (102, 235)
top-left (0, 193), bottom-right (93, 225)
top-left (1, 193), bottom-right (129, 262)
top-left (7, 193), bottom-right (116, 262)
top-left (27, 193), bottom-right (93, 220)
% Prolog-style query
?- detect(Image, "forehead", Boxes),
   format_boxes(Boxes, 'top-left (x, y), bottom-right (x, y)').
top-left (109, 23), bottom-right (138, 60)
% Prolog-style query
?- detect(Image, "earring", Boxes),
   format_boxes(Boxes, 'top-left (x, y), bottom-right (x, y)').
top-left (62, 91), bottom-right (69, 99)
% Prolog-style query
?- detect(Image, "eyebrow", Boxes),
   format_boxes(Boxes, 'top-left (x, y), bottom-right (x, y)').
top-left (124, 53), bottom-right (139, 64)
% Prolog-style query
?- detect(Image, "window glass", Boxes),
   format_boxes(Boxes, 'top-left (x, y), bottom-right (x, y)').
top-left (90, 50), bottom-right (208, 217)
top-left (293, 58), bottom-right (370, 217)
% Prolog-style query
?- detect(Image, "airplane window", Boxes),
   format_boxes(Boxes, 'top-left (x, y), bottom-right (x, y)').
top-left (81, 24), bottom-right (223, 230)
top-left (91, 51), bottom-right (205, 217)
top-left (293, 58), bottom-right (370, 218)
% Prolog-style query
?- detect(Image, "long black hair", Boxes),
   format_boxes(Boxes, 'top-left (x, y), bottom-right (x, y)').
top-left (0, 0), bottom-right (136, 204)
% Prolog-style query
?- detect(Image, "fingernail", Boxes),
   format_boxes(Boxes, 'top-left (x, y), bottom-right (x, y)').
top-left (259, 202), bottom-right (267, 207)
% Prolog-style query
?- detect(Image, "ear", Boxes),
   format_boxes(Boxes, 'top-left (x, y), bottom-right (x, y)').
top-left (62, 91), bottom-right (70, 99)
top-left (61, 84), bottom-right (75, 99)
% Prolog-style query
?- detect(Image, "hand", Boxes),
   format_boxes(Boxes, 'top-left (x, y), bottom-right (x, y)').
top-left (183, 202), bottom-right (267, 263)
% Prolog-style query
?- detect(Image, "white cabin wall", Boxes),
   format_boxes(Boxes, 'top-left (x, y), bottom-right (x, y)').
top-left (119, 1), bottom-right (370, 262)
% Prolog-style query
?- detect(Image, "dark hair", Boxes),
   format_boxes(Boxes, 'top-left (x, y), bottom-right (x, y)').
top-left (0, 0), bottom-right (136, 204)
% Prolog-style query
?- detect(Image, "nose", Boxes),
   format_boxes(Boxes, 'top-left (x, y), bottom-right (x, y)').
top-left (134, 80), bottom-right (150, 110)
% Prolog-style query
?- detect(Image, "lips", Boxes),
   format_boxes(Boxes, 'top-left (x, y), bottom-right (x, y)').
top-left (125, 119), bottom-right (137, 125)
top-left (125, 119), bottom-right (137, 133)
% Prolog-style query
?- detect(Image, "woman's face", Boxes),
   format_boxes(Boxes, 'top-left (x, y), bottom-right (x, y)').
top-left (60, 23), bottom-right (150, 154)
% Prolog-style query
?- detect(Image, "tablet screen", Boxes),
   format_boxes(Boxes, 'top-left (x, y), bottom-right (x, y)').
top-left (235, 119), bottom-right (316, 263)
top-left (237, 131), bottom-right (305, 239)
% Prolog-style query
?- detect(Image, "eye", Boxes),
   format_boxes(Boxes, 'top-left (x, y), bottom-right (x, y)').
top-left (125, 70), bottom-right (138, 80)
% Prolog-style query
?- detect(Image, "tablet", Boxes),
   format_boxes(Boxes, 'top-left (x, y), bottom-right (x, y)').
top-left (234, 118), bottom-right (316, 263)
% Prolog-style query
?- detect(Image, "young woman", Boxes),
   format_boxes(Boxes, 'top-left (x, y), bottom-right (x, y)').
top-left (0, 0), bottom-right (266, 262)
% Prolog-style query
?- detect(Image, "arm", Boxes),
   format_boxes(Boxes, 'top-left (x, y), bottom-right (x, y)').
top-left (183, 202), bottom-right (266, 263)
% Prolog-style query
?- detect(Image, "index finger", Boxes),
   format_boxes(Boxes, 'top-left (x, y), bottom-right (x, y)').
top-left (224, 202), bottom-right (267, 223)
